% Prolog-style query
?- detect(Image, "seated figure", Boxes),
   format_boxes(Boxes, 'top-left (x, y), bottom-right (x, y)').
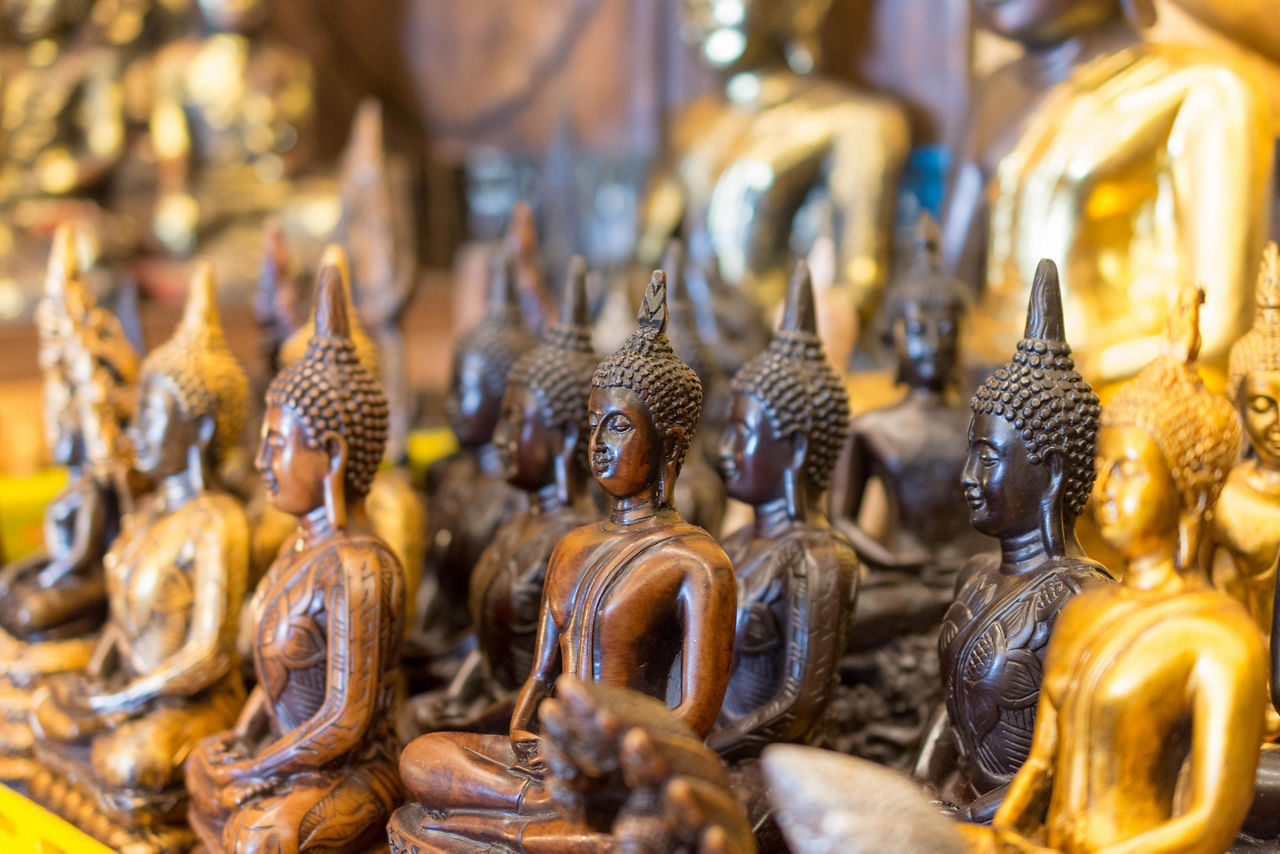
top-left (186, 252), bottom-right (405, 852)
top-left (389, 270), bottom-right (737, 850)
top-left (965, 284), bottom-right (1264, 853)
top-left (0, 229), bottom-right (137, 781)
top-left (709, 261), bottom-right (859, 760)
top-left (399, 259), bottom-right (600, 739)
top-left (29, 263), bottom-right (250, 852)
top-left (915, 260), bottom-right (1112, 822)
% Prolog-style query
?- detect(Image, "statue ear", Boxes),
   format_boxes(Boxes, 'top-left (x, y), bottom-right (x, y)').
top-left (1176, 490), bottom-right (1210, 575)
top-left (195, 412), bottom-right (216, 450)
top-left (1039, 449), bottom-right (1067, 556)
top-left (553, 419), bottom-right (579, 504)
top-left (319, 430), bottom-right (349, 529)
top-left (789, 432), bottom-right (809, 475)
top-left (659, 426), bottom-right (685, 506)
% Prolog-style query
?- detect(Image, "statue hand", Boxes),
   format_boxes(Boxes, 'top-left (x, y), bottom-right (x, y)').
top-left (217, 775), bottom-right (272, 811)
top-left (510, 730), bottom-right (545, 773)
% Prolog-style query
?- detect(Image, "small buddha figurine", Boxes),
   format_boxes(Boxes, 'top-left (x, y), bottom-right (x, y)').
top-left (943, 0), bottom-right (1273, 384)
top-left (639, 0), bottom-right (910, 310)
top-left (1210, 242), bottom-right (1280, 640)
top-left (918, 260), bottom-right (1112, 821)
top-left (185, 255), bottom-right (405, 853)
top-left (831, 214), bottom-right (991, 645)
top-left (970, 284), bottom-right (1264, 853)
top-left (389, 270), bottom-right (737, 850)
top-left (29, 262), bottom-right (250, 851)
top-left (0, 228), bottom-right (137, 781)
top-left (399, 258), bottom-right (600, 738)
top-left (414, 253), bottom-right (536, 655)
top-left (709, 260), bottom-right (859, 760)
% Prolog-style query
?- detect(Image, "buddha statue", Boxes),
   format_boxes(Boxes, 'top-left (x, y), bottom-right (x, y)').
top-left (0, 228), bottom-right (138, 781)
top-left (399, 258), bottom-right (600, 739)
top-left (943, 0), bottom-right (1274, 385)
top-left (709, 260), bottom-right (859, 760)
top-left (966, 283), bottom-right (1264, 853)
top-left (1210, 242), bottom-right (1280, 641)
top-left (916, 259), bottom-right (1112, 822)
top-left (186, 255), bottom-right (405, 853)
top-left (28, 262), bottom-right (250, 852)
top-left (389, 270), bottom-right (737, 850)
top-left (640, 0), bottom-right (910, 312)
top-left (414, 253), bottom-right (535, 657)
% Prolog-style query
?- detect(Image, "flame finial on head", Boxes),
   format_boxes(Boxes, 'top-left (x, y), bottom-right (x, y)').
top-left (781, 260), bottom-right (817, 336)
top-left (1024, 259), bottom-right (1067, 343)
top-left (638, 270), bottom-right (669, 335)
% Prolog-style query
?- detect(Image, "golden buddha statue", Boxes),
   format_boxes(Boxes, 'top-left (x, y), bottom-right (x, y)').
top-left (1211, 242), bottom-right (1280, 641)
top-left (0, 227), bottom-right (138, 781)
top-left (943, 0), bottom-right (1274, 385)
top-left (966, 284), bottom-right (1265, 853)
top-left (640, 0), bottom-right (910, 310)
top-left (28, 262), bottom-right (250, 852)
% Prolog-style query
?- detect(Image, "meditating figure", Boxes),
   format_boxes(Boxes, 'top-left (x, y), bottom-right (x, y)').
top-left (29, 263), bottom-right (250, 852)
top-left (916, 260), bottom-right (1112, 822)
top-left (389, 270), bottom-right (737, 850)
top-left (399, 258), bottom-right (600, 738)
top-left (186, 251), bottom-right (405, 853)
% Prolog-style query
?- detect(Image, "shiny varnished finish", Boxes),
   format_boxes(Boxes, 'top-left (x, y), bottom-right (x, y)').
top-left (186, 249), bottom-right (405, 853)
top-left (917, 260), bottom-right (1111, 821)
top-left (943, 0), bottom-right (1273, 384)
top-left (29, 263), bottom-right (250, 852)
top-left (391, 270), bottom-right (737, 850)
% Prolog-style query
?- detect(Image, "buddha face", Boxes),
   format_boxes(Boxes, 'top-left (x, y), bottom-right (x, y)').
top-left (893, 302), bottom-right (960, 392)
top-left (588, 386), bottom-right (662, 500)
top-left (971, 0), bottom-right (1121, 46)
top-left (1241, 371), bottom-right (1280, 468)
top-left (962, 412), bottom-right (1052, 538)
top-left (678, 0), bottom-right (831, 72)
top-left (494, 385), bottom-right (558, 492)
top-left (130, 374), bottom-right (203, 478)
top-left (719, 392), bottom-right (792, 506)
top-left (256, 403), bottom-right (331, 517)
top-left (1092, 424), bottom-right (1180, 559)
top-left (447, 352), bottom-right (502, 450)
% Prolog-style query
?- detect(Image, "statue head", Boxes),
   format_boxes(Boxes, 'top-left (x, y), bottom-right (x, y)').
top-left (495, 257), bottom-right (597, 498)
top-left (720, 261), bottom-right (849, 512)
top-left (1228, 242), bottom-right (1280, 469)
top-left (260, 246), bottom-right (389, 527)
top-left (964, 259), bottom-right (1100, 554)
top-left (679, 0), bottom-right (834, 74)
top-left (447, 252), bottom-right (538, 449)
top-left (1097, 284), bottom-right (1240, 569)
top-left (590, 270), bottom-right (703, 505)
top-left (278, 243), bottom-right (380, 376)
top-left (880, 214), bottom-right (967, 393)
top-left (132, 263), bottom-right (247, 482)
top-left (971, 0), bottom-right (1153, 47)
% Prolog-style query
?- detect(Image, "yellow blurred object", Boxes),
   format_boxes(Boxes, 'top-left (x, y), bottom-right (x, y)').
top-left (0, 468), bottom-right (67, 563)
top-left (407, 427), bottom-right (459, 486)
top-left (0, 783), bottom-right (113, 853)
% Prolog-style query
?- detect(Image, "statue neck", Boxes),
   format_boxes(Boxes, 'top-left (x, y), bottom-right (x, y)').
top-left (159, 466), bottom-right (203, 510)
top-left (753, 494), bottom-right (809, 539)
top-left (608, 491), bottom-right (663, 527)
top-left (1248, 455), bottom-right (1280, 492)
top-left (475, 442), bottom-right (504, 476)
top-left (998, 528), bottom-right (1050, 575)
top-left (1123, 549), bottom-right (1182, 594)
top-left (1021, 17), bottom-right (1137, 85)
top-left (299, 505), bottom-right (338, 542)
top-left (532, 481), bottom-right (566, 515)
top-left (904, 384), bottom-right (949, 406)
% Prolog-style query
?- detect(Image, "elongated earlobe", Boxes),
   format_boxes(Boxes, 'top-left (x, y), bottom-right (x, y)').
top-left (320, 431), bottom-right (349, 530)
top-left (1039, 452), bottom-right (1067, 557)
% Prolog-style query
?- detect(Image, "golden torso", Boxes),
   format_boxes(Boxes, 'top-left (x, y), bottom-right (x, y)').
top-left (1211, 461), bottom-right (1280, 635)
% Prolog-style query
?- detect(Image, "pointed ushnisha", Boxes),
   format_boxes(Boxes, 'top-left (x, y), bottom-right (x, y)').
top-left (780, 259), bottom-right (818, 337)
top-left (1024, 259), bottom-right (1067, 343)
top-left (279, 245), bottom-right (380, 374)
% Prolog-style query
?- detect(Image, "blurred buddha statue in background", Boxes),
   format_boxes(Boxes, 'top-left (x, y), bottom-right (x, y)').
top-left (943, 0), bottom-right (1274, 385)
top-left (640, 0), bottom-right (910, 314)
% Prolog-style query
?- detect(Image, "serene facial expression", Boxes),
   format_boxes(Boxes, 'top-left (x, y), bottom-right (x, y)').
top-left (588, 386), bottom-right (662, 499)
top-left (1241, 371), bottom-right (1280, 468)
top-left (446, 352), bottom-right (502, 449)
top-left (494, 385), bottom-right (559, 492)
top-left (719, 392), bottom-right (791, 505)
top-left (894, 302), bottom-right (959, 391)
top-left (130, 375), bottom-right (197, 478)
top-left (971, 0), bottom-right (1118, 46)
top-left (256, 404), bottom-right (331, 517)
top-left (962, 412), bottom-right (1051, 537)
top-left (1092, 424), bottom-right (1180, 560)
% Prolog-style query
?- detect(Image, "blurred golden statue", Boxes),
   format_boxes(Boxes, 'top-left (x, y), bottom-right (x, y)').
top-left (640, 0), bottom-right (910, 311)
top-left (29, 262), bottom-right (250, 852)
top-left (944, 0), bottom-right (1274, 385)
top-left (964, 284), bottom-right (1265, 854)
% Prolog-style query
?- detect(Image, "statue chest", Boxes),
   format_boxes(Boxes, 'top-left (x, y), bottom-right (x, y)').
top-left (253, 557), bottom-right (330, 732)
top-left (1213, 468), bottom-right (1280, 574)
top-left (104, 510), bottom-right (198, 670)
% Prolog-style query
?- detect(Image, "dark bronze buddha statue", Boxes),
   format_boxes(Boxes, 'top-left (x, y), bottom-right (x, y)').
top-left (399, 258), bottom-right (600, 739)
top-left (915, 259), bottom-right (1113, 822)
top-left (389, 270), bottom-right (737, 850)
top-left (186, 251), bottom-right (405, 853)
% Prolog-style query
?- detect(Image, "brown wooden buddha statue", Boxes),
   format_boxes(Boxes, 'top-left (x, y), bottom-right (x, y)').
top-left (0, 227), bottom-right (138, 781)
top-left (186, 252), bottom-right (405, 853)
top-left (710, 260), bottom-right (858, 761)
top-left (29, 262), bottom-right (250, 852)
top-left (399, 258), bottom-right (601, 739)
top-left (415, 252), bottom-right (537, 657)
top-left (915, 259), bottom-right (1113, 822)
top-left (389, 270), bottom-right (737, 850)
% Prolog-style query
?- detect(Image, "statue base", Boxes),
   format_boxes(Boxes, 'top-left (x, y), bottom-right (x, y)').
top-left (29, 769), bottom-right (193, 853)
